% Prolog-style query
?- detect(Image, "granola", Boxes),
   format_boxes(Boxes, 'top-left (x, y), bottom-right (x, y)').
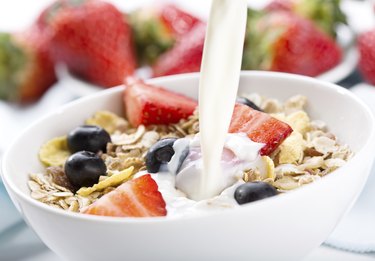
top-left (29, 94), bottom-right (352, 212)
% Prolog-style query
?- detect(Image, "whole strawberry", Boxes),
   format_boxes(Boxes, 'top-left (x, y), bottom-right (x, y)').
top-left (129, 3), bottom-right (202, 65)
top-left (47, 0), bottom-right (136, 87)
top-left (160, 4), bottom-right (202, 38)
top-left (0, 25), bottom-right (56, 103)
top-left (242, 10), bottom-right (342, 77)
top-left (265, 0), bottom-right (347, 38)
top-left (152, 22), bottom-right (206, 77)
top-left (358, 29), bottom-right (375, 85)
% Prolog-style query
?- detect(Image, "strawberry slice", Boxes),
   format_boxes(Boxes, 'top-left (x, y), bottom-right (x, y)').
top-left (229, 104), bottom-right (293, 155)
top-left (123, 78), bottom-right (198, 127)
top-left (83, 174), bottom-right (167, 218)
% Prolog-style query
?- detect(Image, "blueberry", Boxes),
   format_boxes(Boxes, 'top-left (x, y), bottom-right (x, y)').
top-left (236, 97), bottom-right (262, 111)
top-left (67, 125), bottom-right (111, 153)
top-left (64, 151), bottom-right (106, 188)
top-left (145, 138), bottom-right (177, 173)
top-left (234, 182), bottom-right (277, 205)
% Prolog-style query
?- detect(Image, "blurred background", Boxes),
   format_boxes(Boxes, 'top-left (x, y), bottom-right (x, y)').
top-left (1, 0), bottom-right (375, 260)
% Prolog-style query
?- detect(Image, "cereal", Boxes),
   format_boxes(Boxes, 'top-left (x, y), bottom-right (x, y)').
top-left (243, 156), bottom-right (275, 182)
top-left (261, 156), bottom-right (275, 180)
top-left (85, 110), bottom-right (129, 134)
top-left (39, 136), bottom-right (70, 167)
top-left (285, 111), bottom-right (310, 134)
top-left (324, 158), bottom-right (347, 169)
top-left (278, 132), bottom-right (305, 164)
top-left (311, 136), bottom-right (337, 155)
top-left (275, 164), bottom-right (306, 177)
top-left (262, 98), bottom-right (283, 113)
top-left (111, 125), bottom-right (146, 145)
top-left (29, 94), bottom-right (352, 211)
top-left (284, 95), bottom-right (307, 114)
top-left (273, 176), bottom-right (300, 191)
top-left (77, 167), bottom-right (134, 196)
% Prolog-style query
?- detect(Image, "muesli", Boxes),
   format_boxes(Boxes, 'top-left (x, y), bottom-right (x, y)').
top-left (28, 81), bottom-right (352, 217)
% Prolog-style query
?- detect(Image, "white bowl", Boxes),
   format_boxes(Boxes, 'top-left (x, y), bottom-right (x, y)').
top-left (2, 71), bottom-right (375, 261)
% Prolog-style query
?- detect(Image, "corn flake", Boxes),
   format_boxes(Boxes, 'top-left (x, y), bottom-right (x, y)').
top-left (77, 166), bottom-right (134, 196)
top-left (39, 136), bottom-right (70, 167)
top-left (285, 111), bottom-right (310, 134)
top-left (278, 132), bottom-right (305, 164)
top-left (85, 110), bottom-right (129, 134)
top-left (261, 156), bottom-right (275, 180)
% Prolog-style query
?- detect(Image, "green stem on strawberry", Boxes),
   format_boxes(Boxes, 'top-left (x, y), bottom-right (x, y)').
top-left (294, 0), bottom-right (347, 38)
top-left (0, 33), bottom-right (27, 102)
top-left (129, 8), bottom-right (175, 65)
top-left (266, 0), bottom-right (347, 38)
top-left (242, 8), bottom-right (342, 77)
top-left (242, 9), bottom-right (286, 71)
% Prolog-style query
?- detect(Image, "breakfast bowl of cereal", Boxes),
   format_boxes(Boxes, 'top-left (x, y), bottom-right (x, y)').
top-left (2, 71), bottom-right (375, 261)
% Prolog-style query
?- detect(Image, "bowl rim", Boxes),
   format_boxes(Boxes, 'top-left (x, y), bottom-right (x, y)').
top-left (2, 71), bottom-right (375, 223)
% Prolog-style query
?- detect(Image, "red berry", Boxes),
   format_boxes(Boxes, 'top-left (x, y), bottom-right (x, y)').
top-left (358, 29), bottom-right (375, 85)
top-left (229, 104), bottom-right (293, 155)
top-left (160, 4), bottom-right (202, 38)
top-left (152, 22), bottom-right (205, 77)
top-left (48, 0), bottom-right (136, 87)
top-left (83, 174), bottom-right (167, 217)
top-left (0, 25), bottom-right (56, 103)
top-left (123, 78), bottom-right (197, 127)
top-left (243, 11), bottom-right (342, 77)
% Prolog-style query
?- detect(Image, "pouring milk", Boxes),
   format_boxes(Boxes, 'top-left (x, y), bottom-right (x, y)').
top-left (197, 0), bottom-right (248, 200)
top-left (155, 0), bottom-right (263, 203)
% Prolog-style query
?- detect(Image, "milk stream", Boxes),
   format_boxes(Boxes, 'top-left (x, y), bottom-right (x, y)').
top-left (198, 0), bottom-right (248, 200)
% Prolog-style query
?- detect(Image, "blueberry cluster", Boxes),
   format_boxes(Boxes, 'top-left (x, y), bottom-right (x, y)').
top-left (65, 125), bottom-right (111, 189)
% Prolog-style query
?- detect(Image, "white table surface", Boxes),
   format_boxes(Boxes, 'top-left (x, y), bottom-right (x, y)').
top-left (1, 0), bottom-right (375, 260)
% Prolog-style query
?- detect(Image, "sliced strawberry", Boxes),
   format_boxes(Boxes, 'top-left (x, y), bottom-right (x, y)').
top-left (229, 104), bottom-right (293, 155)
top-left (83, 174), bottom-right (167, 218)
top-left (358, 29), bottom-right (375, 85)
top-left (47, 0), bottom-right (136, 87)
top-left (152, 22), bottom-right (206, 77)
top-left (123, 78), bottom-right (198, 127)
